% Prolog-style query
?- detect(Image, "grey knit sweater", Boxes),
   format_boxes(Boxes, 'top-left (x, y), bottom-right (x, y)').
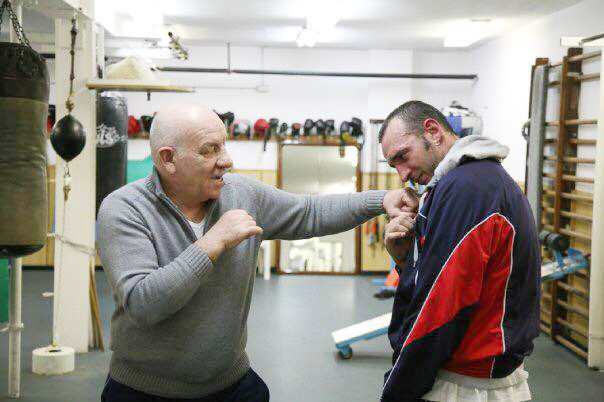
top-left (97, 169), bottom-right (387, 398)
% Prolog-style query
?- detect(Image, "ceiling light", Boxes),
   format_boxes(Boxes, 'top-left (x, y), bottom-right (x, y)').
top-left (306, 0), bottom-right (341, 31)
top-left (296, 0), bottom-right (342, 47)
top-left (297, 28), bottom-right (319, 48)
top-left (444, 20), bottom-right (491, 48)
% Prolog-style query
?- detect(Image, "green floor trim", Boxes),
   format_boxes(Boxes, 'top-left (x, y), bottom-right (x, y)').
top-left (0, 259), bottom-right (8, 323)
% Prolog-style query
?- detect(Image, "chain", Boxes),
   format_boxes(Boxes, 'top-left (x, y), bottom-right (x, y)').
top-left (66, 15), bottom-right (77, 113)
top-left (0, 0), bottom-right (31, 47)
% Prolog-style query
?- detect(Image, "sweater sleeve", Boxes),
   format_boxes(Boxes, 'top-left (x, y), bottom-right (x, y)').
top-left (381, 175), bottom-right (514, 401)
top-left (241, 175), bottom-right (387, 240)
top-left (97, 195), bottom-right (213, 327)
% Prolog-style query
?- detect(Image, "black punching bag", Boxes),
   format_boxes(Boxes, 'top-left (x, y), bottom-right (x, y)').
top-left (0, 42), bottom-right (50, 257)
top-left (96, 92), bottom-right (128, 214)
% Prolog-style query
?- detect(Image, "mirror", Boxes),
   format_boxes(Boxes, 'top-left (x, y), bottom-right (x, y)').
top-left (278, 144), bottom-right (361, 274)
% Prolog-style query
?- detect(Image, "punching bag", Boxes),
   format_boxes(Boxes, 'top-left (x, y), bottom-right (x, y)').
top-left (0, 33), bottom-right (50, 257)
top-left (96, 92), bottom-right (128, 214)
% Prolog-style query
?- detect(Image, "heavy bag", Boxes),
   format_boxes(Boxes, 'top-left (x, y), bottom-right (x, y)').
top-left (0, 42), bottom-right (50, 257)
top-left (96, 92), bottom-right (128, 214)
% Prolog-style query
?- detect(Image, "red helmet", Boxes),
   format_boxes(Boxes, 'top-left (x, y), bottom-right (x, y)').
top-left (254, 118), bottom-right (269, 138)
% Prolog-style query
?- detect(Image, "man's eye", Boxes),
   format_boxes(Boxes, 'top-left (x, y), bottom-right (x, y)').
top-left (200, 145), bottom-right (220, 155)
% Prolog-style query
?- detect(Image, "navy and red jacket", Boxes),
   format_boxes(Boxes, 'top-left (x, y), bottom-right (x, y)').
top-left (382, 137), bottom-right (541, 402)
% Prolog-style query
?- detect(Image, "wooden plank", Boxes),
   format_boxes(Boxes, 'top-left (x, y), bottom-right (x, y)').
top-left (543, 189), bottom-right (593, 202)
top-left (543, 138), bottom-right (597, 145)
top-left (543, 224), bottom-right (591, 241)
top-left (544, 156), bottom-right (595, 163)
top-left (568, 50), bottom-right (602, 62)
top-left (557, 299), bottom-right (589, 318)
top-left (543, 173), bottom-right (594, 183)
top-left (543, 207), bottom-right (592, 222)
top-left (570, 139), bottom-right (596, 145)
top-left (545, 119), bottom-right (598, 126)
top-left (557, 281), bottom-right (589, 298)
top-left (555, 335), bottom-right (588, 359)
top-left (576, 72), bottom-right (600, 82)
top-left (556, 317), bottom-right (588, 338)
top-left (86, 79), bottom-right (194, 93)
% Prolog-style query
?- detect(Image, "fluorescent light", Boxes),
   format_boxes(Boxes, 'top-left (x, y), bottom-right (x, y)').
top-left (444, 20), bottom-right (491, 47)
top-left (296, 0), bottom-right (342, 47)
top-left (306, 0), bottom-right (341, 31)
top-left (297, 28), bottom-right (319, 47)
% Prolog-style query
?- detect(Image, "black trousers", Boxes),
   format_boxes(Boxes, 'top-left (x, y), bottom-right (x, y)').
top-left (101, 369), bottom-right (270, 402)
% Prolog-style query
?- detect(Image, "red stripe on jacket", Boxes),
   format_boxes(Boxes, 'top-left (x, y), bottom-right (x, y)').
top-left (403, 214), bottom-right (515, 377)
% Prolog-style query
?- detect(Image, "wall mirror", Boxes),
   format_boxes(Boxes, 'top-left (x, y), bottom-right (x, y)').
top-left (277, 143), bottom-right (361, 274)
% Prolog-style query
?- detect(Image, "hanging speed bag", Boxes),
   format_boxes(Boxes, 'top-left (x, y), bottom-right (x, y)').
top-left (0, 43), bottom-right (50, 257)
top-left (96, 92), bottom-right (128, 215)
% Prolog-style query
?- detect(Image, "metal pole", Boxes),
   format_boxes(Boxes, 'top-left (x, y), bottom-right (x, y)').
top-left (7, 1), bottom-right (24, 398)
top-left (8, 257), bottom-right (23, 398)
top-left (157, 66), bottom-right (478, 80)
top-left (588, 48), bottom-right (604, 370)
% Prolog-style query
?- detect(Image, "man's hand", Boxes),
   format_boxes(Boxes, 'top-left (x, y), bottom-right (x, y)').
top-left (383, 187), bottom-right (419, 218)
top-left (195, 209), bottom-right (263, 262)
top-left (384, 212), bottom-right (416, 265)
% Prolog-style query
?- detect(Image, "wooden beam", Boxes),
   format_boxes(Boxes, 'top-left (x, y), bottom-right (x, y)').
top-left (557, 280), bottom-right (589, 298)
top-left (543, 189), bottom-right (593, 202)
top-left (555, 335), bottom-right (588, 359)
top-left (544, 173), bottom-right (595, 183)
top-left (557, 299), bottom-right (589, 318)
top-left (576, 72), bottom-right (600, 82)
top-left (547, 138), bottom-right (598, 145)
top-left (557, 317), bottom-right (589, 338)
top-left (545, 119), bottom-right (598, 126)
top-left (543, 207), bottom-right (592, 222)
top-left (568, 50), bottom-right (602, 62)
top-left (544, 156), bottom-right (595, 163)
top-left (543, 224), bottom-right (591, 241)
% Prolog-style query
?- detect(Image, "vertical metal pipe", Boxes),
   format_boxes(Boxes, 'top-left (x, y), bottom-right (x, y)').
top-left (8, 257), bottom-right (22, 398)
top-left (588, 50), bottom-right (604, 370)
top-left (8, 1), bottom-right (24, 398)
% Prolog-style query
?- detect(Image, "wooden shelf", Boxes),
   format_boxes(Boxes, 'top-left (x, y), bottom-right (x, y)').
top-left (86, 79), bottom-right (194, 93)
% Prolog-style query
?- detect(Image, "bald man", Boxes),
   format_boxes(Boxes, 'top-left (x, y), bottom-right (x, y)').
top-left (97, 103), bottom-right (413, 401)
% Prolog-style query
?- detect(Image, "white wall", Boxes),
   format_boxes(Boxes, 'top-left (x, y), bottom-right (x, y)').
top-left (468, 0), bottom-right (603, 181)
top-left (117, 45), bottom-right (474, 172)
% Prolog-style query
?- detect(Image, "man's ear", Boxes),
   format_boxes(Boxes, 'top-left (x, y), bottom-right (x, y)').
top-left (423, 118), bottom-right (444, 146)
top-left (158, 147), bottom-right (177, 174)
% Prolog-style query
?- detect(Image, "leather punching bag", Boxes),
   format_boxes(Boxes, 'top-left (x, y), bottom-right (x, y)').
top-left (0, 42), bottom-right (50, 257)
top-left (96, 92), bottom-right (128, 214)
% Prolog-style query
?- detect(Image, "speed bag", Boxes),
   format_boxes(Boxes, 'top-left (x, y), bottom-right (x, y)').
top-left (96, 92), bottom-right (128, 215)
top-left (0, 43), bottom-right (50, 257)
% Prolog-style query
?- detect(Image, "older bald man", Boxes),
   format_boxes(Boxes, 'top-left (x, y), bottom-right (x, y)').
top-left (97, 103), bottom-right (412, 401)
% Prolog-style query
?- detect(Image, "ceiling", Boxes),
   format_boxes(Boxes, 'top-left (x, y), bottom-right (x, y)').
top-left (7, 0), bottom-right (583, 50)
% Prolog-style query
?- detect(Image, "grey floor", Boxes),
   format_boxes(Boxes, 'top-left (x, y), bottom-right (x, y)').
top-left (1, 271), bottom-right (603, 401)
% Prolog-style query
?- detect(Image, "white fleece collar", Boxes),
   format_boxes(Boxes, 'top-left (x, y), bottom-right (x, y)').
top-left (426, 135), bottom-right (509, 189)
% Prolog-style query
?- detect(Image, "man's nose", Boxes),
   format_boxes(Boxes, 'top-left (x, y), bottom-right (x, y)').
top-left (396, 165), bottom-right (411, 182)
top-left (218, 152), bottom-right (233, 169)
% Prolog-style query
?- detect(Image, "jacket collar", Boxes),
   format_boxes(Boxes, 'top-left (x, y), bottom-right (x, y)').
top-left (426, 135), bottom-right (509, 190)
top-left (145, 167), bottom-right (167, 198)
top-left (145, 167), bottom-right (218, 226)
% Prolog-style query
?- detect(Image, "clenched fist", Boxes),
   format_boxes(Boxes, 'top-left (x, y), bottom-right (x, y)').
top-left (383, 187), bottom-right (419, 218)
top-left (384, 211), bottom-right (416, 266)
top-left (196, 209), bottom-right (263, 262)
